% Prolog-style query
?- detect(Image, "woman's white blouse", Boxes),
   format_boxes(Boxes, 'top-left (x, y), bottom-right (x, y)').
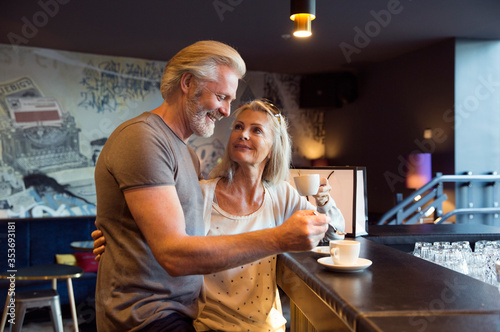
top-left (194, 178), bottom-right (345, 332)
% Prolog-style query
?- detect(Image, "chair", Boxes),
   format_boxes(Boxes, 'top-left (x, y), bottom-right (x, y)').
top-left (0, 264), bottom-right (83, 332)
top-left (2, 289), bottom-right (63, 332)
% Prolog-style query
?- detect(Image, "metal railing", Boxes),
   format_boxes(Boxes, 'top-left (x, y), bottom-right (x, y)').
top-left (377, 173), bottom-right (500, 225)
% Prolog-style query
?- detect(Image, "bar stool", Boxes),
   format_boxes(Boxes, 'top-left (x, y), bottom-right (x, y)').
top-left (0, 264), bottom-right (83, 332)
top-left (10, 289), bottom-right (64, 332)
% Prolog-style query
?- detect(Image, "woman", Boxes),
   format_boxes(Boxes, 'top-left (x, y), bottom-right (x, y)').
top-left (93, 99), bottom-right (345, 331)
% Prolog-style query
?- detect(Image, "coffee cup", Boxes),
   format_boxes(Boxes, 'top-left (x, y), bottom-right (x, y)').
top-left (293, 174), bottom-right (320, 196)
top-left (329, 240), bottom-right (360, 265)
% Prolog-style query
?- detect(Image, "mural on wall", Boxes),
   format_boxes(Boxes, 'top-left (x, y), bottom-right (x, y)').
top-left (0, 45), bottom-right (166, 218)
top-left (263, 72), bottom-right (326, 164)
top-left (78, 60), bottom-right (163, 114)
top-left (0, 44), bottom-right (325, 219)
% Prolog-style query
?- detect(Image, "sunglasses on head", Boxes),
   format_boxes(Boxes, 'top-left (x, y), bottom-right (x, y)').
top-left (260, 99), bottom-right (282, 126)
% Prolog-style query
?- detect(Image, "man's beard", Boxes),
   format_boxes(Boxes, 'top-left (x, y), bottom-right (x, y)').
top-left (186, 92), bottom-right (219, 138)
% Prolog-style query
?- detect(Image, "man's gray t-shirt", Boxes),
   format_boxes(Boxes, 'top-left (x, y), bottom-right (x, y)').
top-left (94, 112), bottom-right (204, 331)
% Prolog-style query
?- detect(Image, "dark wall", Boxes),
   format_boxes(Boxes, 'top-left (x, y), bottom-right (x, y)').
top-left (323, 39), bottom-right (456, 221)
top-left (454, 39), bottom-right (500, 225)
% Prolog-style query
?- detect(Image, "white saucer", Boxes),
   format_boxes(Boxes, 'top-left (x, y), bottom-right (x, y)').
top-left (311, 246), bottom-right (330, 255)
top-left (317, 256), bottom-right (372, 272)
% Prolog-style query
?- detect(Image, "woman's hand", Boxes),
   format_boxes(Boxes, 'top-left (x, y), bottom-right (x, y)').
top-left (92, 229), bottom-right (106, 261)
top-left (312, 177), bottom-right (330, 206)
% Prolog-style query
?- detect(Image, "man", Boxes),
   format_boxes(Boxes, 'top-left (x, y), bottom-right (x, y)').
top-left (94, 40), bottom-right (330, 331)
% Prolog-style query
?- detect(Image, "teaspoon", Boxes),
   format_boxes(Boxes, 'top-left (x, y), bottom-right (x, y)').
top-left (313, 211), bottom-right (346, 236)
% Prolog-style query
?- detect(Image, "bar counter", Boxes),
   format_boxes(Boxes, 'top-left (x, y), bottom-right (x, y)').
top-left (277, 225), bottom-right (500, 332)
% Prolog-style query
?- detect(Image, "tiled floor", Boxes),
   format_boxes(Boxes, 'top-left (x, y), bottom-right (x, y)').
top-left (11, 318), bottom-right (75, 331)
top-left (2, 310), bottom-right (97, 332)
top-left (5, 320), bottom-right (97, 332)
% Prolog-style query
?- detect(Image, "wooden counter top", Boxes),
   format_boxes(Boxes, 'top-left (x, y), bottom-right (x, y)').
top-left (277, 236), bottom-right (500, 331)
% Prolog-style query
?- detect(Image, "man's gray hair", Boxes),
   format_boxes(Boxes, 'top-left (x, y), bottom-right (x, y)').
top-left (160, 40), bottom-right (246, 100)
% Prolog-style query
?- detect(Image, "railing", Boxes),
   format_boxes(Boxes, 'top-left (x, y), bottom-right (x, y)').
top-left (377, 172), bottom-right (500, 225)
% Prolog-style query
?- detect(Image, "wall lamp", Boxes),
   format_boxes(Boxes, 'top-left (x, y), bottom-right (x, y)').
top-left (290, 0), bottom-right (316, 38)
top-left (406, 153), bottom-right (432, 189)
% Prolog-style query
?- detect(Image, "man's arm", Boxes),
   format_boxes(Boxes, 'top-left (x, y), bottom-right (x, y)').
top-left (125, 185), bottom-right (329, 277)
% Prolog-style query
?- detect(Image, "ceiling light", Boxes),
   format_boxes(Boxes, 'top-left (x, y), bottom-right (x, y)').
top-left (290, 0), bottom-right (316, 38)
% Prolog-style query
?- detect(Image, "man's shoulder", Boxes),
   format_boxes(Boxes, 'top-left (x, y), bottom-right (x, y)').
top-left (111, 112), bottom-right (174, 142)
top-left (120, 112), bottom-right (159, 129)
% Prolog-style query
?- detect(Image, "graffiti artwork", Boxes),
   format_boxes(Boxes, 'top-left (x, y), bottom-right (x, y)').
top-left (0, 44), bottom-right (324, 218)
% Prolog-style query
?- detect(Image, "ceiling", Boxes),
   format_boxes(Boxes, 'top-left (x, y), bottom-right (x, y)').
top-left (1, 0), bottom-right (500, 74)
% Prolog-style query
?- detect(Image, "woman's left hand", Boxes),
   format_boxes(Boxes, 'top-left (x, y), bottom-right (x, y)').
top-left (92, 229), bottom-right (106, 261)
top-left (312, 177), bottom-right (330, 206)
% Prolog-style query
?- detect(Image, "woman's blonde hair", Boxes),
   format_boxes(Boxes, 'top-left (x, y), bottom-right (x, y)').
top-left (160, 40), bottom-right (246, 100)
top-left (209, 99), bottom-right (292, 186)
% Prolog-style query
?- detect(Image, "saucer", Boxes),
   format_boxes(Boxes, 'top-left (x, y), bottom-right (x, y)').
top-left (311, 246), bottom-right (330, 255)
top-left (317, 257), bottom-right (372, 272)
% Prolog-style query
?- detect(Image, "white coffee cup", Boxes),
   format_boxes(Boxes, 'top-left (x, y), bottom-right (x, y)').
top-left (329, 240), bottom-right (360, 265)
top-left (293, 174), bottom-right (320, 196)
